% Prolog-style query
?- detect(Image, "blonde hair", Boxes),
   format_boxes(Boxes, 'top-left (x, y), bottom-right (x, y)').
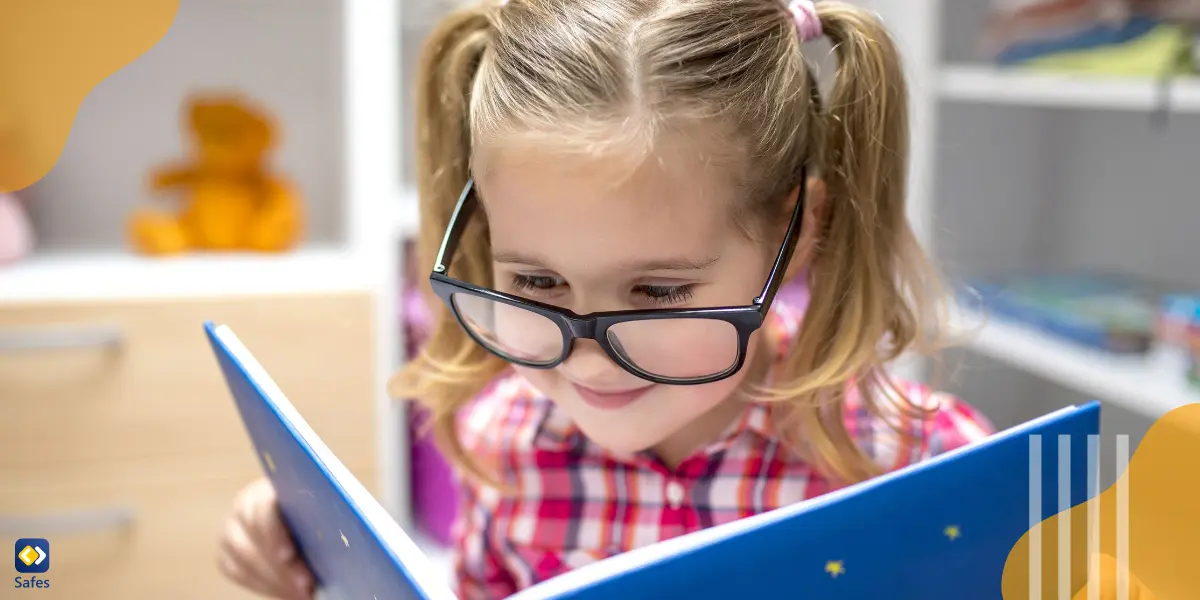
top-left (392, 0), bottom-right (946, 488)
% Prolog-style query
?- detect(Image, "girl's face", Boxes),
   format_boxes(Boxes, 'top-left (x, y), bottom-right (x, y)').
top-left (474, 143), bottom-right (780, 465)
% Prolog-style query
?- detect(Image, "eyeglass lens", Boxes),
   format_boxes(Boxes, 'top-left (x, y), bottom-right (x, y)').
top-left (450, 292), bottom-right (740, 379)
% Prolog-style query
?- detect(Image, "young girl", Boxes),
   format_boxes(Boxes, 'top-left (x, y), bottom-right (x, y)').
top-left (217, 0), bottom-right (995, 598)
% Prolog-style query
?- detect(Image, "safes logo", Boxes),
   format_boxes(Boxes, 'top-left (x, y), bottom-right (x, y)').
top-left (13, 538), bottom-right (50, 590)
top-left (14, 540), bottom-right (48, 574)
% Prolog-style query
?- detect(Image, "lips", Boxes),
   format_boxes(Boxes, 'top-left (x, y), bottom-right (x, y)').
top-left (571, 383), bottom-right (655, 411)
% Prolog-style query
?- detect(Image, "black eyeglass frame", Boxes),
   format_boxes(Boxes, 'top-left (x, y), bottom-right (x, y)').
top-left (429, 170), bottom-right (807, 385)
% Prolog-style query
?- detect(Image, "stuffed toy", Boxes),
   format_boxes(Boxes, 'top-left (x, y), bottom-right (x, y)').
top-left (128, 94), bottom-right (304, 255)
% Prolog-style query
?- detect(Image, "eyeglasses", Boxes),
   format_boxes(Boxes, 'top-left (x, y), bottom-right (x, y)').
top-left (429, 171), bottom-right (806, 385)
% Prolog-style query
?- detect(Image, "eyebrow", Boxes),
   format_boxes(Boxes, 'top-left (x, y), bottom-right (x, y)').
top-left (493, 252), bottom-right (720, 272)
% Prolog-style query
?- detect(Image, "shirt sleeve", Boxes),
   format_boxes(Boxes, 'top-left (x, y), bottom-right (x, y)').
top-left (917, 391), bottom-right (996, 459)
top-left (453, 478), bottom-right (518, 600)
top-left (852, 380), bottom-right (998, 471)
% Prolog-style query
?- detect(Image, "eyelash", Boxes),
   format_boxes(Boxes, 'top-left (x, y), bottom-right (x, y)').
top-left (509, 275), bottom-right (696, 306)
top-left (634, 284), bottom-right (695, 305)
top-left (510, 274), bottom-right (563, 293)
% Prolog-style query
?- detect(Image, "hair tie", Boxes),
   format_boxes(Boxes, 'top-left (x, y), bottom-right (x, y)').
top-left (787, 0), bottom-right (822, 42)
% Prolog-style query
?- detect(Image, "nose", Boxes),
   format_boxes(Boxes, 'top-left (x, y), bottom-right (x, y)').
top-left (559, 338), bottom-right (628, 384)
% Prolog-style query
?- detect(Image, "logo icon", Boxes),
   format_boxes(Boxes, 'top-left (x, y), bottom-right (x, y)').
top-left (14, 539), bottom-right (49, 574)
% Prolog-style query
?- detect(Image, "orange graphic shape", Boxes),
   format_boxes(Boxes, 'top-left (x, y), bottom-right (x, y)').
top-left (1001, 403), bottom-right (1200, 599)
top-left (0, 0), bottom-right (179, 192)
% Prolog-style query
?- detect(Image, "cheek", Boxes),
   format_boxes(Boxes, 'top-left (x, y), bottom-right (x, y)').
top-left (491, 303), bottom-right (563, 360)
top-left (513, 364), bottom-right (559, 396)
top-left (605, 318), bottom-right (742, 379)
top-left (663, 330), bottom-right (767, 415)
top-left (453, 295), bottom-right (564, 362)
top-left (675, 373), bottom-right (744, 410)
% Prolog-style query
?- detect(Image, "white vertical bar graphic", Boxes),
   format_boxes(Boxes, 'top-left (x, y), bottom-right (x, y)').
top-left (1116, 435), bottom-right (1130, 600)
top-left (1059, 435), bottom-right (1072, 600)
top-left (1087, 434), bottom-right (1100, 600)
top-left (1030, 434), bottom-right (1043, 600)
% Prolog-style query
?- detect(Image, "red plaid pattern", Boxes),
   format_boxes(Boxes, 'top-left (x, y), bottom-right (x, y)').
top-left (451, 302), bottom-right (994, 599)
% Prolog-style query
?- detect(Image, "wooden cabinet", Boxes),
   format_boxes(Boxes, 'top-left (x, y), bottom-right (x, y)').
top-left (0, 292), bottom-right (378, 599)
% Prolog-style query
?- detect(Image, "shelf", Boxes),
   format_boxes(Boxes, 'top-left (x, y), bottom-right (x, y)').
top-left (394, 187), bottom-right (421, 240)
top-left (0, 246), bottom-right (375, 304)
top-left (938, 65), bottom-right (1200, 112)
top-left (955, 307), bottom-right (1200, 418)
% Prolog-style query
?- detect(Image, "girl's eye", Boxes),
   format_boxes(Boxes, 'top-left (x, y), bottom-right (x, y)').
top-left (511, 274), bottom-right (565, 293)
top-left (634, 284), bottom-right (695, 305)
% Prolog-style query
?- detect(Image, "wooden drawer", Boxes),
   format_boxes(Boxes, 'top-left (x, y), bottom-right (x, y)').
top-left (1, 469), bottom-right (373, 600)
top-left (0, 293), bottom-right (378, 477)
top-left (0, 293), bottom-right (381, 599)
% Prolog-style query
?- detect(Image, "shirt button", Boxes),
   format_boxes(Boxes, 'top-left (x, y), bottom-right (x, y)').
top-left (665, 480), bottom-right (686, 509)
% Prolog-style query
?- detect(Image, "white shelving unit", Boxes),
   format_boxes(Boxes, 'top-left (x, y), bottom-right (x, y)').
top-left (395, 187), bottom-right (422, 241)
top-left (0, 247), bottom-right (371, 302)
top-left (882, 0), bottom-right (1200, 440)
top-left (939, 64), bottom-right (1200, 112)
top-left (1, 0), bottom-right (415, 525)
top-left (954, 308), bottom-right (1200, 417)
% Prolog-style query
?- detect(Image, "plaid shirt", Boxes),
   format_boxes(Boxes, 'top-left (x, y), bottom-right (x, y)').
top-left (451, 302), bottom-right (994, 599)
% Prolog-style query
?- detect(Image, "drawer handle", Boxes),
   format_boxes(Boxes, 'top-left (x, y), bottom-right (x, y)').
top-left (0, 506), bottom-right (136, 536)
top-left (0, 324), bottom-right (124, 353)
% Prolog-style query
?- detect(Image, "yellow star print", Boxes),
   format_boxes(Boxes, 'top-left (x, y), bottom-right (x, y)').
top-left (944, 525), bottom-right (961, 541)
top-left (825, 560), bottom-right (845, 578)
top-left (340, 530), bottom-right (349, 547)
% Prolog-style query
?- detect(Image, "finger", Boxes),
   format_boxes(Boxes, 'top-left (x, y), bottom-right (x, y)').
top-left (248, 490), bottom-right (296, 564)
top-left (225, 521), bottom-right (296, 596)
top-left (218, 550), bottom-right (281, 598)
top-left (232, 522), bottom-right (314, 599)
top-left (249, 507), bottom-right (315, 597)
top-left (278, 557), bottom-right (316, 599)
top-left (241, 483), bottom-right (313, 598)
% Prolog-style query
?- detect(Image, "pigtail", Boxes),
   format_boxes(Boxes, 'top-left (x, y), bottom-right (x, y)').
top-left (390, 4), bottom-right (509, 486)
top-left (767, 2), bottom-right (943, 485)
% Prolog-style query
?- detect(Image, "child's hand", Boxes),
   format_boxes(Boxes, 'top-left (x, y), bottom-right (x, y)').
top-left (218, 477), bottom-right (314, 599)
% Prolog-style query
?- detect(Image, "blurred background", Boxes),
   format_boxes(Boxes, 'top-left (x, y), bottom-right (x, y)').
top-left (1, 0), bottom-right (1197, 598)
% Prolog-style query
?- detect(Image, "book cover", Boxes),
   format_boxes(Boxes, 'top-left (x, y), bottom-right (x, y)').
top-left (207, 321), bottom-right (1102, 600)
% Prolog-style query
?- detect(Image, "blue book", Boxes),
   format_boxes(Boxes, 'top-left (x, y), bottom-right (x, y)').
top-left (207, 321), bottom-right (1102, 600)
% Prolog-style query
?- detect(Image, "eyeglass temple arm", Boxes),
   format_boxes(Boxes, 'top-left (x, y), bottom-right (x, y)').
top-left (753, 168), bottom-right (807, 312)
top-left (433, 179), bottom-right (478, 274)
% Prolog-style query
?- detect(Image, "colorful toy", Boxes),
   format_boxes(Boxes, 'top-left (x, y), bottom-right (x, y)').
top-left (964, 273), bottom-right (1162, 355)
top-left (980, 0), bottom-right (1197, 76)
top-left (128, 94), bottom-right (304, 255)
top-left (1189, 301), bottom-right (1200, 389)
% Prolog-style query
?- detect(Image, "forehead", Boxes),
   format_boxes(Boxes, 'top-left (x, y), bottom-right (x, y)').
top-left (474, 143), bottom-right (740, 271)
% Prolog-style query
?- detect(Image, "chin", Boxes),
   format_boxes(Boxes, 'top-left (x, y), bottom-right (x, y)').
top-left (519, 365), bottom-right (749, 459)
top-left (553, 384), bottom-right (703, 458)
top-left (570, 416), bottom-right (664, 456)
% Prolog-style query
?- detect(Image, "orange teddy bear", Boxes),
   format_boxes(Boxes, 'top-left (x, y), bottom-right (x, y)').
top-left (129, 94), bottom-right (304, 255)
